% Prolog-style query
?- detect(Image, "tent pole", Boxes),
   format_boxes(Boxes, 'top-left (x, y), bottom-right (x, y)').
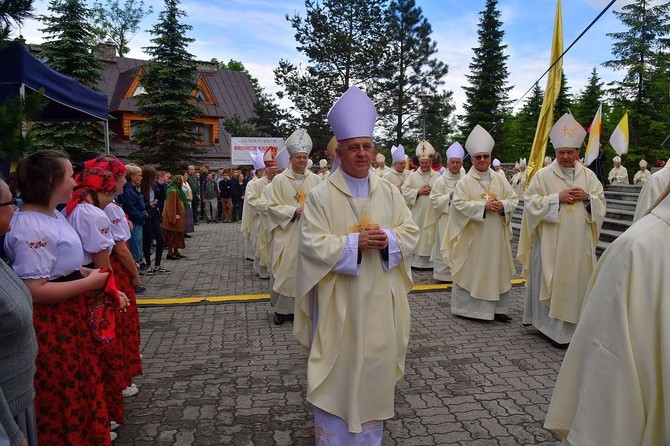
top-left (20, 84), bottom-right (27, 138)
top-left (104, 121), bottom-right (110, 154)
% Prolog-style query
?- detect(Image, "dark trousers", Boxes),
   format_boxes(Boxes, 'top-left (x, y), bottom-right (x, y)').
top-left (143, 210), bottom-right (164, 267)
top-left (191, 196), bottom-right (199, 223)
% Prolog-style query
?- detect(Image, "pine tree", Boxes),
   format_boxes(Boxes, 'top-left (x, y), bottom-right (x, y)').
top-left (30, 0), bottom-right (106, 160)
top-left (507, 83), bottom-right (544, 162)
top-left (460, 0), bottom-right (512, 141)
top-left (573, 67), bottom-right (605, 128)
top-left (132, 0), bottom-right (201, 172)
top-left (553, 69), bottom-right (572, 116)
top-left (604, 0), bottom-right (670, 154)
top-left (93, 0), bottom-right (153, 57)
top-left (275, 0), bottom-right (387, 150)
top-left (1, 0), bottom-right (34, 41)
top-left (375, 0), bottom-right (451, 145)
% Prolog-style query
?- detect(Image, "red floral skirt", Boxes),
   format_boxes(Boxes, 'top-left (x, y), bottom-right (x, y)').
top-left (33, 294), bottom-right (112, 446)
top-left (111, 252), bottom-right (143, 379)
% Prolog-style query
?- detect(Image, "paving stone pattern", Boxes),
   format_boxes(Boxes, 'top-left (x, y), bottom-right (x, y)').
top-left (118, 221), bottom-right (565, 445)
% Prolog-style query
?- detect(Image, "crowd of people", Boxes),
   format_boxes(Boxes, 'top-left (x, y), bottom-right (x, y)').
top-left (1, 85), bottom-right (668, 445)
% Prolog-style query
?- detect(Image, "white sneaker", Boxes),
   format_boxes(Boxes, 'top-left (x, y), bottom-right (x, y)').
top-left (110, 421), bottom-right (120, 431)
top-left (122, 385), bottom-right (139, 398)
top-left (110, 431), bottom-right (118, 441)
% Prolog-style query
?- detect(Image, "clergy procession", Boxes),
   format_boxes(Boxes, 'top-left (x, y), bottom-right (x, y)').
top-left (232, 84), bottom-right (670, 445)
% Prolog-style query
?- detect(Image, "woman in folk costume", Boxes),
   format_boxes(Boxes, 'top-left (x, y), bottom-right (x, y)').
top-left (64, 162), bottom-right (132, 436)
top-left (401, 140), bottom-right (440, 268)
top-left (428, 142), bottom-right (466, 282)
top-left (608, 155), bottom-right (629, 184)
top-left (545, 182), bottom-right (670, 445)
top-left (633, 159), bottom-right (650, 184)
top-left (90, 156), bottom-right (143, 400)
top-left (442, 125), bottom-right (518, 322)
top-left (517, 113), bottom-right (606, 347)
top-left (4, 150), bottom-right (118, 446)
top-left (382, 144), bottom-right (410, 188)
top-left (295, 86), bottom-right (419, 445)
top-left (267, 130), bottom-right (322, 325)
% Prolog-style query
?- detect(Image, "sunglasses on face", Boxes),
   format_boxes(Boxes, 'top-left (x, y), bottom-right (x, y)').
top-left (0, 198), bottom-right (18, 207)
top-left (473, 154), bottom-right (490, 160)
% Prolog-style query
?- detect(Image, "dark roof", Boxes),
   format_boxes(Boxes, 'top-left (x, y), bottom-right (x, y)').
top-left (99, 56), bottom-right (258, 162)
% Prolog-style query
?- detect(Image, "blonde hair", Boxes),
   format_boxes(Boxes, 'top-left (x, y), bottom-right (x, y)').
top-left (125, 164), bottom-right (142, 181)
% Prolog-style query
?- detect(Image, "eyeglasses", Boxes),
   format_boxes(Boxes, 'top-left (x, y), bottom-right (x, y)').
top-left (473, 154), bottom-right (490, 160)
top-left (0, 198), bottom-right (17, 207)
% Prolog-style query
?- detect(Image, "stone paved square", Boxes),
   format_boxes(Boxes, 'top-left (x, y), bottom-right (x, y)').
top-left (116, 221), bottom-right (565, 445)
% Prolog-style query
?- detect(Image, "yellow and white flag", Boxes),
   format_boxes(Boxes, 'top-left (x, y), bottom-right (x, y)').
top-left (526, 0), bottom-right (563, 188)
top-left (609, 111), bottom-right (629, 155)
top-left (584, 104), bottom-right (602, 166)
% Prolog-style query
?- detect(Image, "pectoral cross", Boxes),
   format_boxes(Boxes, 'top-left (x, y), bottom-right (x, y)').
top-left (480, 188), bottom-right (497, 200)
top-left (295, 189), bottom-right (307, 206)
top-left (348, 211), bottom-right (376, 234)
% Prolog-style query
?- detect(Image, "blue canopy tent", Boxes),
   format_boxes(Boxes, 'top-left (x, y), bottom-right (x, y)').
top-left (0, 41), bottom-right (110, 157)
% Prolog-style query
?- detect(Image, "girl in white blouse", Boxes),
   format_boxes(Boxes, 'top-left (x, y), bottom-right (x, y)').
top-left (4, 150), bottom-right (114, 446)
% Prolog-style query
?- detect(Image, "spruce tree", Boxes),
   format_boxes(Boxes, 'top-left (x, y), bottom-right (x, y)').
top-left (1, 0), bottom-right (33, 41)
top-left (460, 0), bottom-right (512, 141)
top-left (132, 0), bottom-right (201, 172)
top-left (375, 0), bottom-right (451, 145)
top-left (275, 0), bottom-right (387, 150)
top-left (553, 70), bottom-right (572, 117)
top-left (31, 0), bottom-right (106, 159)
top-left (604, 0), bottom-right (670, 154)
top-left (508, 83), bottom-right (544, 161)
top-left (573, 67), bottom-right (605, 128)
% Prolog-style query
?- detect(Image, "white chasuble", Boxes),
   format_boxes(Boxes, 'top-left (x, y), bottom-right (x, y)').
top-left (545, 192), bottom-right (670, 445)
top-left (383, 169), bottom-right (410, 189)
top-left (401, 169), bottom-right (440, 267)
top-left (295, 170), bottom-right (419, 433)
top-left (428, 171), bottom-right (464, 281)
top-left (518, 162), bottom-right (606, 327)
top-left (442, 167), bottom-right (518, 302)
top-left (268, 169), bottom-right (322, 298)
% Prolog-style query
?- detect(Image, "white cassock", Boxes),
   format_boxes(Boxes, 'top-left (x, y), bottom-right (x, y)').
top-left (608, 165), bottom-right (629, 184)
top-left (517, 162), bottom-right (606, 344)
top-left (442, 167), bottom-right (518, 320)
top-left (318, 171), bottom-right (330, 181)
top-left (544, 189), bottom-right (670, 446)
top-left (246, 175), bottom-right (270, 275)
top-left (257, 180), bottom-right (275, 281)
top-left (375, 165), bottom-right (391, 177)
top-left (295, 169), bottom-right (419, 435)
top-left (512, 171), bottom-right (527, 198)
top-left (633, 161), bottom-right (670, 222)
top-left (633, 169), bottom-right (650, 184)
top-left (382, 168), bottom-right (410, 189)
top-left (401, 169), bottom-right (440, 268)
top-left (427, 170), bottom-right (464, 281)
top-left (240, 175), bottom-right (259, 260)
top-left (267, 168), bottom-right (322, 313)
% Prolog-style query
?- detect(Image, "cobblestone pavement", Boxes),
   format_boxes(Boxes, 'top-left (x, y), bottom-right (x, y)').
top-left (118, 220), bottom-right (565, 445)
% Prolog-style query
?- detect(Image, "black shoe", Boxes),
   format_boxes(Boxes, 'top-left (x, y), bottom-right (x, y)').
top-left (184, 234), bottom-right (192, 238)
top-left (493, 314), bottom-right (512, 323)
top-left (549, 339), bottom-right (570, 349)
top-left (134, 285), bottom-right (146, 295)
top-left (273, 313), bottom-right (286, 325)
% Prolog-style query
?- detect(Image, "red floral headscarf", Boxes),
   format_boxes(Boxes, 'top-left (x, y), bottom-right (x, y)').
top-left (65, 167), bottom-right (116, 216)
top-left (84, 155), bottom-right (126, 181)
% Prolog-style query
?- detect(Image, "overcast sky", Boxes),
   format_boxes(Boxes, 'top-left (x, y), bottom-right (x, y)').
top-left (14, 0), bottom-right (633, 115)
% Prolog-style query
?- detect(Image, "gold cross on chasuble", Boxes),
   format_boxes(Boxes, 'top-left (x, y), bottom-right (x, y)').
top-left (347, 211), bottom-right (378, 234)
top-left (480, 188), bottom-right (497, 201)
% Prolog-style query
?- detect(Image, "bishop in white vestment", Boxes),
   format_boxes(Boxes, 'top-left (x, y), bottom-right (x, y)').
top-left (518, 113), bottom-right (606, 346)
top-left (442, 125), bottom-right (518, 321)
